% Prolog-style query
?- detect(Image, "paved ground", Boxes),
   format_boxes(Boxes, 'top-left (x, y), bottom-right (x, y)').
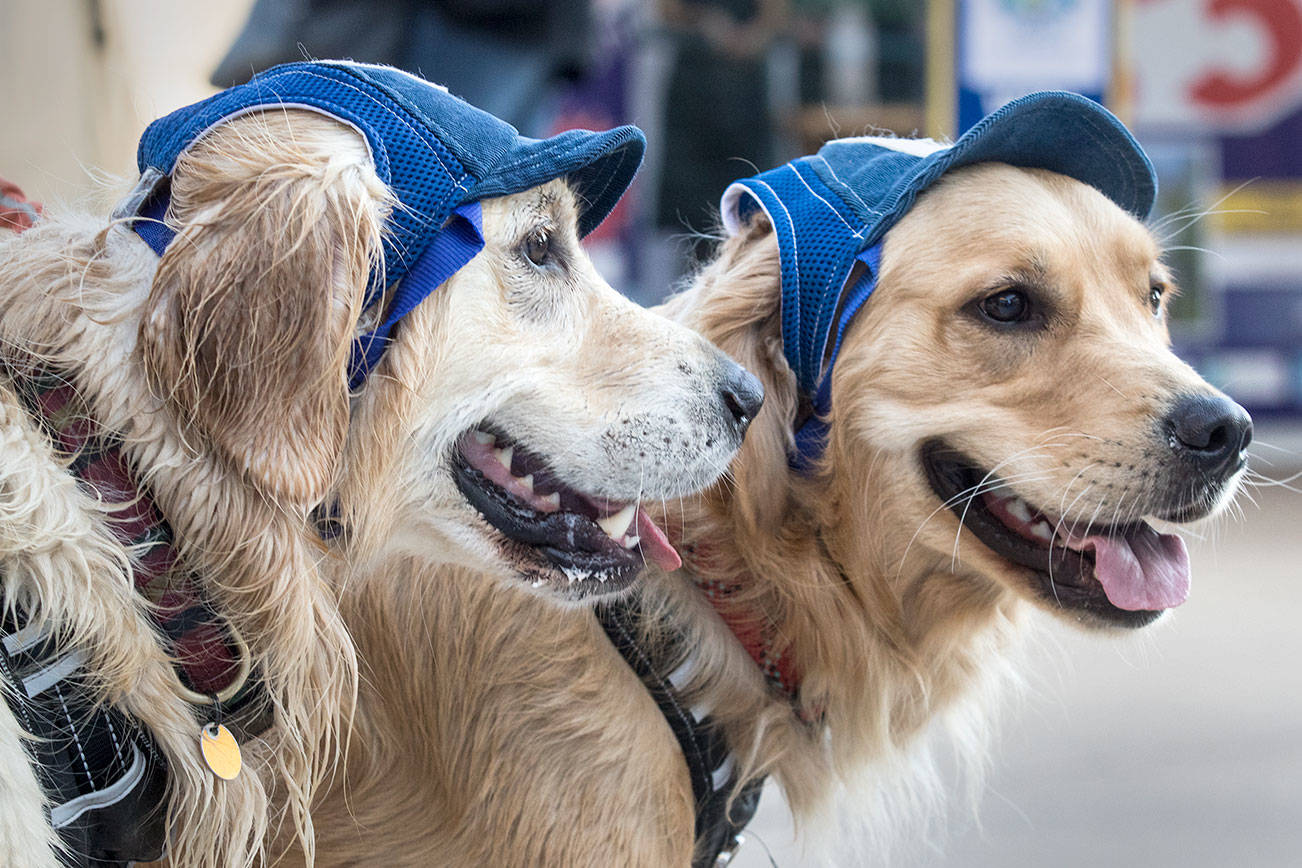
top-left (737, 456), bottom-right (1302, 867)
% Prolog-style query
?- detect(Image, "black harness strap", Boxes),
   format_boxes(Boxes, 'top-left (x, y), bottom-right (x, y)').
top-left (1, 608), bottom-right (168, 867)
top-left (597, 598), bottom-right (764, 867)
top-left (0, 361), bottom-right (274, 866)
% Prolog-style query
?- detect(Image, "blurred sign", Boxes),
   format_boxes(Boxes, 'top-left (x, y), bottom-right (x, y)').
top-left (1133, 0), bottom-right (1302, 134)
top-left (955, 0), bottom-right (1113, 131)
top-left (1128, 1), bottom-right (1302, 417)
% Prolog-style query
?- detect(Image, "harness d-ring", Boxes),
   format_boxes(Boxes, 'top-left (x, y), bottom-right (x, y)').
top-left (170, 617), bottom-right (252, 707)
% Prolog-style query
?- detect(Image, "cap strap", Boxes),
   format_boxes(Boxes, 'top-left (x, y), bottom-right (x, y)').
top-left (348, 201), bottom-right (483, 388)
top-left (790, 243), bottom-right (881, 472)
top-left (132, 188), bottom-right (175, 257)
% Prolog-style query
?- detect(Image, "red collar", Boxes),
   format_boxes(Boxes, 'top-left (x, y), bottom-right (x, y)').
top-left (683, 538), bottom-right (814, 721)
top-left (1, 176), bottom-right (41, 233)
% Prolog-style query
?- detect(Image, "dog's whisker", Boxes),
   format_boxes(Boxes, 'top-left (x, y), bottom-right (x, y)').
top-left (1248, 438), bottom-right (1299, 456)
top-left (1096, 375), bottom-right (1130, 400)
top-left (1243, 465), bottom-right (1302, 489)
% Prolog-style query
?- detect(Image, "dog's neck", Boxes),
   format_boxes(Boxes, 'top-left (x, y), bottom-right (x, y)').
top-left (666, 463), bottom-right (1022, 822)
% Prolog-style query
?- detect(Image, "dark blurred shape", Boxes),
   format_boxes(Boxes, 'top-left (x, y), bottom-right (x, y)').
top-left (654, 0), bottom-right (787, 262)
top-left (212, 0), bottom-right (593, 134)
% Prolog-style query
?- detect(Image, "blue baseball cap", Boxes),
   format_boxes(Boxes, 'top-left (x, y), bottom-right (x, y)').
top-left (119, 61), bottom-right (646, 386)
top-left (719, 90), bottom-right (1157, 467)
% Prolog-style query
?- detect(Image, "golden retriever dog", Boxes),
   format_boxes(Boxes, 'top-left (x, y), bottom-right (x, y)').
top-left (302, 123), bottom-right (1252, 864)
top-left (0, 101), bottom-right (759, 866)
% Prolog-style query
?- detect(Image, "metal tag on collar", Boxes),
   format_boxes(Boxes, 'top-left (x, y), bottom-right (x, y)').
top-left (199, 692), bottom-right (242, 781)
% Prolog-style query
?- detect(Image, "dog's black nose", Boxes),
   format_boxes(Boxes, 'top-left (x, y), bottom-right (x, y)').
top-left (719, 361), bottom-right (764, 435)
top-left (1165, 393), bottom-right (1253, 477)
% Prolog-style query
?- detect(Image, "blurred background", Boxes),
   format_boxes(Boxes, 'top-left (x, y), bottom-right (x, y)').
top-left (1, 1), bottom-right (1298, 864)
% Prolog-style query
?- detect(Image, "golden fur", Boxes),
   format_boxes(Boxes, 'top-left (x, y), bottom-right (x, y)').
top-left (304, 162), bottom-right (1247, 865)
top-left (0, 108), bottom-right (745, 867)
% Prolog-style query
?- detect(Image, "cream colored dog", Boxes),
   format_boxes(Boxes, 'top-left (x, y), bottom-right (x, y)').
top-left (0, 109), bottom-right (757, 867)
top-left (301, 157), bottom-right (1250, 865)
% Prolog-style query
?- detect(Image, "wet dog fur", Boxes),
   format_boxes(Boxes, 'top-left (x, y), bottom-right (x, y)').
top-left (0, 109), bottom-right (749, 867)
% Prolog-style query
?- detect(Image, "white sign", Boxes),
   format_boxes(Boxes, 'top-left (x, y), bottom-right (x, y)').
top-left (1132, 0), bottom-right (1302, 134)
top-left (962, 0), bottom-right (1111, 97)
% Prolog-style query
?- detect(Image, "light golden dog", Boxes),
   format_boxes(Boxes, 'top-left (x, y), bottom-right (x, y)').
top-left (303, 157), bottom-right (1250, 865)
top-left (0, 109), bottom-right (757, 867)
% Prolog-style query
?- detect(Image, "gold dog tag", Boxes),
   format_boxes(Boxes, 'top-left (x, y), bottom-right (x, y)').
top-left (199, 723), bottom-right (242, 780)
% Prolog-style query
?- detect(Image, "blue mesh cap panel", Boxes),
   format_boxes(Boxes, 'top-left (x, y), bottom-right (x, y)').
top-left (137, 63), bottom-right (469, 306)
top-left (136, 61), bottom-right (647, 302)
top-left (346, 64), bottom-right (645, 238)
top-left (727, 161), bottom-right (867, 396)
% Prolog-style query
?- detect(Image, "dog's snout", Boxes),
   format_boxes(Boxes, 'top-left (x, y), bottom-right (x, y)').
top-left (719, 361), bottom-right (764, 435)
top-left (1165, 393), bottom-right (1253, 476)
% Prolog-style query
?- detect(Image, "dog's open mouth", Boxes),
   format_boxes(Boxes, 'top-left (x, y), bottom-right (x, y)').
top-left (921, 442), bottom-right (1189, 627)
top-left (452, 427), bottom-right (681, 597)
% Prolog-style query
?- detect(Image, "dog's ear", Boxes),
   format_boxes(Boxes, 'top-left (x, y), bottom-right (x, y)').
top-left (670, 216), bottom-right (800, 536)
top-left (141, 111), bottom-right (390, 505)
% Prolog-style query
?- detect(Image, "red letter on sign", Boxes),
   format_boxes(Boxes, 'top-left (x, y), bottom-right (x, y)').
top-left (1191, 0), bottom-right (1302, 108)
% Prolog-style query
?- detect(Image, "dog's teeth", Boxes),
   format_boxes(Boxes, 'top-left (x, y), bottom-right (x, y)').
top-left (1007, 498), bottom-right (1033, 523)
top-left (1029, 521), bottom-right (1053, 541)
top-left (543, 492), bottom-right (561, 509)
top-left (623, 535), bottom-right (640, 549)
top-left (493, 445), bottom-right (514, 469)
top-left (520, 474), bottom-right (534, 491)
top-left (597, 503), bottom-right (637, 540)
top-left (472, 430), bottom-right (495, 445)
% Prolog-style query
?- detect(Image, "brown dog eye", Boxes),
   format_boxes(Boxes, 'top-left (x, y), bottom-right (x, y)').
top-left (979, 288), bottom-right (1031, 324)
top-left (524, 232), bottom-right (551, 266)
top-left (1150, 284), bottom-right (1164, 313)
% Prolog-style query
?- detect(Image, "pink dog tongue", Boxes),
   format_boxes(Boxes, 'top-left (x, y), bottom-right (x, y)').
top-left (1077, 524), bottom-right (1190, 611)
top-left (635, 508), bottom-right (682, 572)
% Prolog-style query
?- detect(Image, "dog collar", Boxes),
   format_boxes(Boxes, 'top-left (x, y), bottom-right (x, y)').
top-left (721, 91), bottom-right (1157, 469)
top-left (118, 61), bottom-right (646, 387)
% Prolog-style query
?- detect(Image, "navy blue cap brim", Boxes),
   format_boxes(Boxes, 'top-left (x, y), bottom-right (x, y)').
top-left (467, 125), bottom-right (646, 238)
top-left (819, 91), bottom-right (1157, 253)
top-left (939, 91), bottom-right (1156, 218)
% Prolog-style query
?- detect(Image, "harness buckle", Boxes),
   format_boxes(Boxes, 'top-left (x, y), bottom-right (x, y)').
top-left (111, 166), bottom-right (168, 223)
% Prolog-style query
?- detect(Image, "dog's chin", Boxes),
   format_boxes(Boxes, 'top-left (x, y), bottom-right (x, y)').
top-left (919, 440), bottom-right (1200, 630)
top-left (450, 426), bottom-right (682, 601)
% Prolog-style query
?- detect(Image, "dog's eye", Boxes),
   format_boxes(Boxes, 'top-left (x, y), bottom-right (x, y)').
top-left (1149, 283), bottom-right (1165, 314)
top-left (979, 288), bottom-right (1031, 324)
top-left (524, 232), bottom-right (551, 267)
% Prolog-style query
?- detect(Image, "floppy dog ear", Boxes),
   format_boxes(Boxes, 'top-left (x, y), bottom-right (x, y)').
top-left (141, 111), bottom-right (390, 505)
top-left (669, 215), bottom-right (800, 536)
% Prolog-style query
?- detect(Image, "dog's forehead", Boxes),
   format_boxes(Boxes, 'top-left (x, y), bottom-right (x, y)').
top-left (480, 179), bottom-right (579, 239)
top-left (904, 163), bottom-right (1159, 268)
